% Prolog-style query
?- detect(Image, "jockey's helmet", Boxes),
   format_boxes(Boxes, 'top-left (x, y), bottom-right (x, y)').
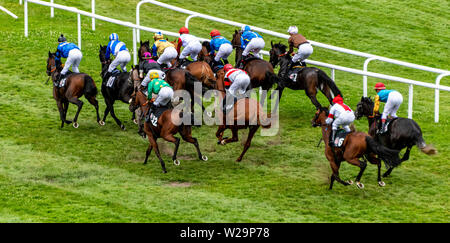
top-left (153, 32), bottom-right (164, 40)
top-left (58, 34), bottom-right (67, 42)
top-left (109, 33), bottom-right (119, 41)
top-left (210, 29), bottom-right (221, 37)
top-left (179, 27), bottom-right (189, 34)
top-left (374, 82), bottom-right (386, 90)
top-left (149, 71), bottom-right (159, 80)
top-left (224, 64), bottom-right (233, 72)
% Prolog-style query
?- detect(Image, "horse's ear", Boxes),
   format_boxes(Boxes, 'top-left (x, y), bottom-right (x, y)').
top-left (140, 40), bottom-right (142, 45)
top-left (48, 51), bottom-right (52, 57)
top-left (271, 41), bottom-right (273, 48)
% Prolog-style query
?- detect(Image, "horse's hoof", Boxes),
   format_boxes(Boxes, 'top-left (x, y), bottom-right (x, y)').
top-left (73, 122), bottom-right (79, 128)
top-left (173, 159), bottom-right (180, 166)
top-left (201, 155), bottom-right (208, 161)
top-left (162, 170), bottom-right (167, 174)
top-left (99, 120), bottom-right (105, 126)
top-left (347, 180), bottom-right (354, 185)
top-left (356, 182), bottom-right (364, 189)
top-left (220, 140), bottom-right (227, 145)
top-left (378, 181), bottom-right (386, 187)
top-left (65, 120), bottom-right (72, 124)
top-left (120, 124), bottom-right (126, 130)
top-left (133, 119), bottom-right (138, 124)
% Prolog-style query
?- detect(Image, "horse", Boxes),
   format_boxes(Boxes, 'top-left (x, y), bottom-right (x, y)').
top-left (46, 52), bottom-right (103, 128)
top-left (138, 40), bottom-right (151, 63)
top-left (312, 107), bottom-right (401, 189)
top-left (214, 70), bottom-right (272, 162)
top-left (231, 30), bottom-right (280, 105)
top-left (99, 45), bottom-right (134, 130)
top-left (129, 88), bottom-right (208, 173)
top-left (269, 42), bottom-right (342, 110)
top-left (198, 41), bottom-right (226, 85)
top-left (355, 96), bottom-right (437, 177)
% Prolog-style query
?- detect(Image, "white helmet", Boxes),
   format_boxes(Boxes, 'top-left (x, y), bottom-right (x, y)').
top-left (287, 26), bottom-right (298, 34)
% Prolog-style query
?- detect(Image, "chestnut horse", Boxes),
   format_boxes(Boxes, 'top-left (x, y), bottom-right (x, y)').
top-left (231, 30), bottom-right (280, 105)
top-left (129, 88), bottom-right (208, 173)
top-left (355, 96), bottom-right (437, 177)
top-left (269, 43), bottom-right (342, 110)
top-left (312, 107), bottom-right (401, 189)
top-left (47, 52), bottom-right (102, 129)
top-left (214, 70), bottom-right (272, 162)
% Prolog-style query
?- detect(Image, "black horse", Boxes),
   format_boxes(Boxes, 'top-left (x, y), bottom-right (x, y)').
top-left (355, 96), bottom-right (437, 177)
top-left (269, 42), bottom-right (342, 110)
top-left (99, 45), bottom-right (134, 130)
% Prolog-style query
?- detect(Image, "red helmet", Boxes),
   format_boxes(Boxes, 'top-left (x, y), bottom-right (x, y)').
top-left (374, 82), bottom-right (386, 90)
top-left (179, 27), bottom-right (189, 34)
top-left (210, 29), bottom-right (221, 37)
top-left (332, 94), bottom-right (343, 104)
top-left (223, 64), bottom-right (233, 72)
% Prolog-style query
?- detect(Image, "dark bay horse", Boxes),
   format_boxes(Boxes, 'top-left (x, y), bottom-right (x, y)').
top-left (355, 96), bottom-right (437, 177)
top-left (99, 45), bottom-right (134, 130)
top-left (214, 71), bottom-right (272, 162)
top-left (231, 30), bottom-right (280, 105)
top-left (47, 52), bottom-right (102, 128)
top-left (270, 42), bottom-right (342, 110)
top-left (129, 89), bottom-right (208, 173)
top-left (312, 107), bottom-right (401, 189)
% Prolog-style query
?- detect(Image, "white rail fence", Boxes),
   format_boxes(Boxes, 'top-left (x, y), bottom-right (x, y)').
top-left (22, 0), bottom-right (449, 122)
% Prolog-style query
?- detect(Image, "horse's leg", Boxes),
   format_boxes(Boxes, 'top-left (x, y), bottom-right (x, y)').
top-left (216, 125), bottom-right (227, 143)
top-left (367, 154), bottom-right (385, 187)
top-left (320, 85), bottom-right (334, 105)
top-left (108, 101), bottom-right (125, 130)
top-left (236, 125), bottom-right (259, 162)
top-left (329, 160), bottom-right (350, 189)
top-left (180, 126), bottom-right (207, 161)
top-left (223, 127), bottom-right (239, 144)
top-left (259, 88), bottom-right (267, 107)
top-left (146, 136), bottom-right (167, 173)
top-left (162, 133), bottom-right (181, 165)
top-left (383, 167), bottom-right (394, 178)
top-left (87, 95), bottom-right (103, 125)
top-left (347, 158), bottom-right (367, 189)
top-left (400, 145), bottom-right (412, 162)
top-left (305, 89), bottom-right (322, 110)
top-left (270, 86), bottom-right (283, 113)
top-left (67, 97), bottom-right (83, 128)
top-left (56, 100), bottom-right (65, 128)
top-left (143, 144), bottom-right (153, 165)
top-left (62, 100), bottom-right (73, 124)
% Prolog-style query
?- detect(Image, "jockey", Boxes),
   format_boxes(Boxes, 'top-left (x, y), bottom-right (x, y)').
top-left (286, 26), bottom-right (313, 73)
top-left (222, 64), bottom-right (250, 111)
top-left (373, 82), bottom-right (403, 133)
top-left (55, 34), bottom-right (82, 81)
top-left (151, 32), bottom-right (177, 69)
top-left (240, 25), bottom-right (265, 66)
top-left (325, 95), bottom-right (355, 146)
top-left (140, 54), bottom-right (165, 93)
top-left (209, 29), bottom-right (233, 67)
top-left (176, 27), bottom-right (202, 66)
top-left (147, 71), bottom-right (174, 113)
top-left (105, 33), bottom-right (131, 79)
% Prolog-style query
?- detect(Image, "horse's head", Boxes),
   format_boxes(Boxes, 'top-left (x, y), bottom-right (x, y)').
top-left (199, 41), bottom-right (213, 64)
top-left (355, 96), bottom-right (374, 119)
top-left (231, 30), bottom-right (242, 49)
top-left (46, 51), bottom-right (57, 76)
top-left (312, 107), bottom-right (329, 127)
top-left (128, 86), bottom-right (141, 113)
top-left (269, 42), bottom-right (287, 67)
top-left (138, 40), bottom-right (150, 60)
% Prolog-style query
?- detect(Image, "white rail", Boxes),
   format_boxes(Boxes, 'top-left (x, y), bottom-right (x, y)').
top-left (1, 6), bottom-right (18, 19)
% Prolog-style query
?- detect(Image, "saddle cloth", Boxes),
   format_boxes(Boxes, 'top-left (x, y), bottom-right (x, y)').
top-left (332, 129), bottom-right (350, 148)
top-left (147, 105), bottom-right (170, 127)
top-left (106, 70), bottom-right (121, 88)
top-left (58, 78), bottom-right (66, 87)
top-left (180, 59), bottom-right (194, 69)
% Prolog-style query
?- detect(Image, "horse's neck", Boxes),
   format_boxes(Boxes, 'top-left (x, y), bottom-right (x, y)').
top-left (279, 56), bottom-right (291, 74)
top-left (321, 124), bottom-right (331, 145)
top-left (235, 47), bottom-right (243, 63)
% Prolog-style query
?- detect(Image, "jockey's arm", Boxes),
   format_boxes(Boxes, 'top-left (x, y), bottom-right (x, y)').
top-left (209, 40), bottom-right (216, 55)
top-left (326, 106), bottom-right (336, 124)
top-left (147, 80), bottom-right (155, 97)
top-left (287, 41), bottom-right (294, 55)
top-left (373, 95), bottom-right (380, 116)
top-left (105, 43), bottom-right (111, 60)
top-left (151, 43), bottom-right (158, 57)
top-left (240, 35), bottom-right (246, 49)
top-left (176, 38), bottom-right (182, 54)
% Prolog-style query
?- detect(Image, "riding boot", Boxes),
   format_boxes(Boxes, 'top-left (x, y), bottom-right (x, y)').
top-left (329, 130), bottom-right (337, 147)
top-left (237, 55), bottom-right (246, 69)
top-left (380, 121), bottom-right (387, 134)
top-left (178, 58), bottom-right (186, 67)
top-left (104, 71), bottom-right (112, 80)
top-left (160, 63), bottom-right (168, 70)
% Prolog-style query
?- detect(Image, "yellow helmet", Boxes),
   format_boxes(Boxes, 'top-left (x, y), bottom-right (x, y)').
top-left (149, 71), bottom-right (159, 80)
top-left (153, 32), bottom-right (164, 40)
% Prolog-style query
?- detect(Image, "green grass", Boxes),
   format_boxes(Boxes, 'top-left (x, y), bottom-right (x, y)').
top-left (0, 0), bottom-right (448, 222)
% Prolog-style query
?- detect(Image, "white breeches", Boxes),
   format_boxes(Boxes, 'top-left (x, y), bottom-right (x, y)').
top-left (108, 50), bottom-right (131, 72)
top-left (332, 111), bottom-right (355, 132)
top-left (61, 49), bottom-right (82, 75)
top-left (157, 47), bottom-right (178, 68)
top-left (141, 69), bottom-right (166, 87)
top-left (228, 74), bottom-right (250, 97)
top-left (292, 43), bottom-right (313, 63)
top-left (154, 87), bottom-right (174, 106)
top-left (382, 91), bottom-right (403, 120)
top-left (242, 38), bottom-right (265, 58)
top-left (179, 41), bottom-right (202, 61)
top-left (214, 43), bottom-right (233, 62)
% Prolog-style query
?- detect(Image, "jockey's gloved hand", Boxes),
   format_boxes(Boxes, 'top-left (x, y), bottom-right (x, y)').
top-left (325, 118), bottom-right (333, 125)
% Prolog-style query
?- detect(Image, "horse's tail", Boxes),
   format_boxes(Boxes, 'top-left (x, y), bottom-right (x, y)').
top-left (265, 71), bottom-right (280, 87)
top-left (417, 135), bottom-right (438, 155)
top-left (317, 69), bottom-right (341, 98)
top-left (365, 136), bottom-right (401, 168)
top-left (83, 74), bottom-right (98, 98)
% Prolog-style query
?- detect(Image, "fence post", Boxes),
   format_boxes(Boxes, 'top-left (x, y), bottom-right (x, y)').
top-left (435, 73), bottom-right (450, 123)
top-left (24, 0), bottom-right (28, 37)
top-left (77, 13), bottom-right (81, 49)
top-left (20, 0), bottom-right (23, 5)
top-left (133, 28), bottom-right (137, 66)
top-left (50, 0), bottom-right (54, 17)
top-left (185, 14), bottom-right (198, 28)
top-left (408, 84), bottom-right (413, 119)
top-left (363, 57), bottom-right (377, 97)
top-left (92, 0), bottom-right (95, 30)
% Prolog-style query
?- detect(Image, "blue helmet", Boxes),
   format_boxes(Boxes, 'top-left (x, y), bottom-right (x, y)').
top-left (241, 25), bottom-right (251, 32)
top-left (109, 33), bottom-right (119, 41)
top-left (58, 34), bottom-right (67, 42)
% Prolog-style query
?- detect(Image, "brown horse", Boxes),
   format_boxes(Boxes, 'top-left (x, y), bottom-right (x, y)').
top-left (270, 43), bottom-right (342, 110)
top-left (312, 107), bottom-right (401, 189)
top-left (47, 52), bottom-right (103, 128)
top-left (231, 30), bottom-right (280, 105)
top-left (129, 88), bottom-right (208, 173)
top-left (214, 71), bottom-right (272, 162)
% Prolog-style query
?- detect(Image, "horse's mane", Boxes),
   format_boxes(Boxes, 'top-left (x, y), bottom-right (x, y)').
top-left (202, 41), bottom-right (211, 52)
top-left (273, 43), bottom-right (287, 53)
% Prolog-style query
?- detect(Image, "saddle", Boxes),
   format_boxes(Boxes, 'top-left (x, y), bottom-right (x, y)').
top-left (146, 104), bottom-right (171, 127)
top-left (331, 129), bottom-right (350, 148)
top-left (105, 69), bottom-right (121, 88)
top-left (55, 71), bottom-right (73, 88)
top-left (179, 59), bottom-right (195, 69)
